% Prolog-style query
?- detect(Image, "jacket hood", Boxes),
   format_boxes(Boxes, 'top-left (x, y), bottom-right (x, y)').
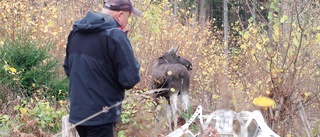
top-left (73, 12), bottom-right (119, 33)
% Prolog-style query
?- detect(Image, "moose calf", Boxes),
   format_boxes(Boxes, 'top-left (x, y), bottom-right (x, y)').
top-left (151, 46), bottom-right (192, 132)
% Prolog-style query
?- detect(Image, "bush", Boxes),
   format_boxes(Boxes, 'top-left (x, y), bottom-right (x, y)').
top-left (0, 34), bottom-right (68, 101)
top-left (14, 99), bottom-right (68, 134)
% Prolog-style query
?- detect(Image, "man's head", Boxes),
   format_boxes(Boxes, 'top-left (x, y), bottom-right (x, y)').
top-left (103, 0), bottom-right (142, 28)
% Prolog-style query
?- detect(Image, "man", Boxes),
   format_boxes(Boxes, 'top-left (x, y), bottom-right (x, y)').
top-left (63, 0), bottom-right (142, 136)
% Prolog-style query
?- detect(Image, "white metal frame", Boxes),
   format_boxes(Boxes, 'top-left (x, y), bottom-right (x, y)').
top-left (166, 105), bottom-right (280, 137)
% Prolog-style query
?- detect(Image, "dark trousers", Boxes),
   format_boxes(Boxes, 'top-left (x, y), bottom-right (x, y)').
top-left (76, 123), bottom-right (116, 137)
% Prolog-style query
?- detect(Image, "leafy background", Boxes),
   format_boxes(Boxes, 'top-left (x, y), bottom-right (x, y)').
top-left (0, 0), bottom-right (319, 136)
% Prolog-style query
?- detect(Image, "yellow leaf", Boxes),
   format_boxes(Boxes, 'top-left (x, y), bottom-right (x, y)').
top-left (167, 71), bottom-right (172, 75)
top-left (280, 15), bottom-right (288, 23)
top-left (140, 67), bottom-right (145, 72)
top-left (266, 90), bottom-right (270, 95)
top-left (253, 97), bottom-right (275, 108)
top-left (202, 71), bottom-right (207, 75)
top-left (170, 88), bottom-right (175, 92)
top-left (240, 44), bottom-right (247, 50)
top-left (256, 43), bottom-right (262, 50)
top-left (52, 32), bottom-right (58, 36)
top-left (272, 34), bottom-right (279, 42)
top-left (9, 67), bottom-right (16, 73)
top-left (243, 31), bottom-right (250, 40)
top-left (3, 65), bottom-right (10, 71)
top-left (46, 104), bottom-right (50, 110)
top-left (251, 49), bottom-right (255, 55)
top-left (271, 69), bottom-right (278, 78)
top-left (252, 28), bottom-right (258, 33)
top-left (316, 33), bottom-right (320, 41)
top-left (13, 78), bottom-right (19, 81)
top-left (293, 37), bottom-right (299, 46)
top-left (20, 108), bottom-right (27, 114)
top-left (158, 99), bottom-right (164, 104)
top-left (156, 105), bottom-right (162, 111)
top-left (273, 24), bottom-right (280, 42)
top-left (304, 92), bottom-right (311, 97)
top-left (212, 95), bottom-right (219, 99)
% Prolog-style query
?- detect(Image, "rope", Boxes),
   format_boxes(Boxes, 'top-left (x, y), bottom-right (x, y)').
top-left (53, 73), bottom-right (178, 136)
top-left (53, 101), bottom-right (122, 137)
top-left (53, 87), bottom-right (168, 137)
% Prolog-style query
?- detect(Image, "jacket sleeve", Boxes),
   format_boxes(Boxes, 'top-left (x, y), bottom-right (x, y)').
top-left (63, 30), bottom-right (76, 77)
top-left (112, 31), bottom-right (141, 90)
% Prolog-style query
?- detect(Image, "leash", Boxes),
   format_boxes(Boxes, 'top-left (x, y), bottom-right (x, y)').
top-left (53, 101), bottom-right (122, 137)
top-left (53, 88), bottom-right (168, 137)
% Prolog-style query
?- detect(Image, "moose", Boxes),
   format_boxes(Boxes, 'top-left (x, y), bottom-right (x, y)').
top-left (150, 46), bottom-right (192, 132)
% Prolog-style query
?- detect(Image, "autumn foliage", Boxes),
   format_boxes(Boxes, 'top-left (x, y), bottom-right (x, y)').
top-left (0, 0), bottom-right (320, 136)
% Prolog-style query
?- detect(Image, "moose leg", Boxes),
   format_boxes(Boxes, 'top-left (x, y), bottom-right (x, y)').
top-left (166, 104), bottom-right (173, 132)
top-left (181, 92), bottom-right (189, 113)
top-left (181, 76), bottom-right (190, 113)
top-left (169, 93), bottom-right (179, 131)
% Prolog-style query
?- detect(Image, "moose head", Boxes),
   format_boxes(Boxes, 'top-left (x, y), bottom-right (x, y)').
top-left (157, 46), bottom-right (192, 71)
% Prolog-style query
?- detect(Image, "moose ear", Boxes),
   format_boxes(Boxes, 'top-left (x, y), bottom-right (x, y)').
top-left (175, 46), bottom-right (180, 53)
top-left (170, 46), bottom-right (179, 54)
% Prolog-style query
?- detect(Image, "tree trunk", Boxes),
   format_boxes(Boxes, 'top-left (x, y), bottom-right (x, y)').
top-left (252, 0), bottom-right (256, 24)
top-left (174, 0), bottom-right (178, 15)
top-left (217, 0), bottom-right (234, 110)
top-left (199, 0), bottom-right (206, 30)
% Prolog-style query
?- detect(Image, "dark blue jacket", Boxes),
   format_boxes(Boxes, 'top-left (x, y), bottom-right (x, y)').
top-left (63, 11), bottom-right (140, 126)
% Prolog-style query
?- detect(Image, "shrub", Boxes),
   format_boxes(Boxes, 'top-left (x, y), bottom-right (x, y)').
top-left (0, 34), bottom-right (68, 101)
top-left (14, 99), bottom-right (68, 134)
